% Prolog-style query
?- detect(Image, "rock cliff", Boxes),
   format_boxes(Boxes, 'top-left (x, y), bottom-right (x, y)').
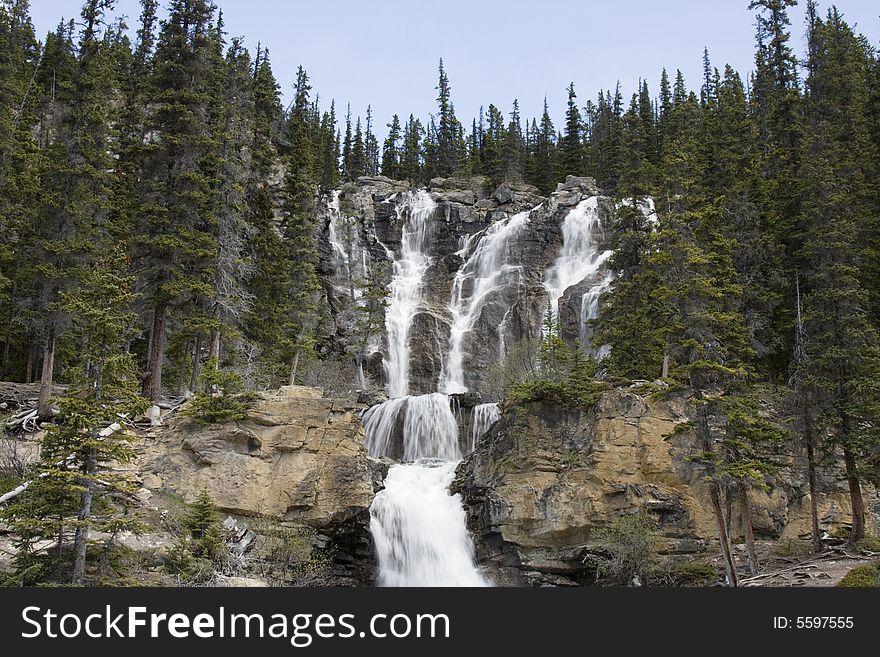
top-left (137, 386), bottom-right (376, 583)
top-left (454, 388), bottom-right (875, 586)
top-left (317, 175), bottom-right (612, 396)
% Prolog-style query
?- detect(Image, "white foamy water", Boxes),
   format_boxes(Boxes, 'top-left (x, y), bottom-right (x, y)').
top-left (363, 393), bottom-right (461, 462)
top-left (579, 272), bottom-right (614, 358)
top-left (440, 209), bottom-right (532, 394)
top-left (370, 459), bottom-right (487, 587)
top-left (543, 197), bottom-right (613, 338)
top-left (469, 402), bottom-right (500, 453)
top-left (382, 190), bottom-right (436, 398)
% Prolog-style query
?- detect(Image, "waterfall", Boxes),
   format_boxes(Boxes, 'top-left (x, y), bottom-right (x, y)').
top-left (364, 392), bottom-right (485, 586)
top-left (382, 190), bottom-right (436, 398)
top-left (578, 272), bottom-right (614, 358)
top-left (327, 190), bottom-right (348, 268)
top-left (363, 393), bottom-right (461, 462)
top-left (370, 459), bottom-right (486, 587)
top-left (440, 209), bottom-right (532, 394)
top-left (365, 189), bottom-right (488, 587)
top-left (469, 403), bottom-right (500, 453)
top-left (543, 197), bottom-right (613, 340)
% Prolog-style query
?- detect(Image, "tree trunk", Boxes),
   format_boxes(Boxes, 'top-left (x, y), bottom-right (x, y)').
top-left (25, 346), bottom-right (34, 384)
top-left (71, 448), bottom-right (97, 586)
top-left (209, 328), bottom-right (221, 364)
top-left (843, 449), bottom-right (865, 544)
top-left (175, 340), bottom-right (191, 396)
top-left (739, 485), bottom-right (759, 576)
top-left (288, 349), bottom-right (300, 387)
top-left (806, 432), bottom-right (822, 552)
top-left (1, 281), bottom-right (16, 379)
top-left (189, 333), bottom-right (203, 392)
top-left (37, 323), bottom-right (56, 419)
top-left (710, 482), bottom-right (738, 587)
top-left (142, 302), bottom-right (167, 401)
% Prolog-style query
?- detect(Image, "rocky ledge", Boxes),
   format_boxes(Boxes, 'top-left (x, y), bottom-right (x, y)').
top-left (137, 386), bottom-right (377, 583)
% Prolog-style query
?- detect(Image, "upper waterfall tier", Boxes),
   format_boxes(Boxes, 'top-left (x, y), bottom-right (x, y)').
top-left (317, 175), bottom-right (617, 396)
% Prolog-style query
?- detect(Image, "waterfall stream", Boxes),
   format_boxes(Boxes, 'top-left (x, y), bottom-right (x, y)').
top-left (543, 197), bottom-right (613, 348)
top-left (361, 188), bottom-right (613, 586)
top-left (382, 190), bottom-right (436, 399)
top-left (366, 191), bottom-right (486, 587)
top-left (440, 209), bottom-right (532, 394)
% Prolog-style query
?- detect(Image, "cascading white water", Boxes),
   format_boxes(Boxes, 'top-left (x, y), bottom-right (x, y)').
top-left (469, 403), bottom-right (500, 453)
top-left (364, 392), bottom-right (486, 587)
top-left (326, 190), bottom-right (366, 301)
top-left (370, 459), bottom-right (486, 587)
top-left (365, 188), bottom-right (486, 587)
top-left (579, 272), bottom-right (614, 358)
top-left (543, 197), bottom-right (613, 339)
top-left (440, 209), bottom-right (532, 394)
top-left (383, 190), bottom-right (436, 398)
top-left (363, 393), bottom-right (461, 462)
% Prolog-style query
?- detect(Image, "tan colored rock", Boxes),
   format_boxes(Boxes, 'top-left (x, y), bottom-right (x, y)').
top-left (138, 388), bottom-right (373, 525)
top-left (456, 388), bottom-right (874, 585)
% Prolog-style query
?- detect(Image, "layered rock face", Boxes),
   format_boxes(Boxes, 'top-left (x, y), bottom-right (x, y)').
top-left (454, 389), bottom-right (869, 586)
top-left (318, 175), bottom-right (612, 397)
top-left (138, 386), bottom-right (376, 583)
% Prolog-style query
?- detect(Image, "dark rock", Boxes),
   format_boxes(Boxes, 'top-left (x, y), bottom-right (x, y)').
top-left (493, 184), bottom-right (514, 204)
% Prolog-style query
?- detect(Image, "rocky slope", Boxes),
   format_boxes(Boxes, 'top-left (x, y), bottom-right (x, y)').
top-left (453, 388), bottom-right (876, 586)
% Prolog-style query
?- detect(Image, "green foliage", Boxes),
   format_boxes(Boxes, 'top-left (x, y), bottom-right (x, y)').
top-left (249, 519), bottom-right (331, 585)
top-left (836, 563), bottom-right (879, 588)
top-left (507, 378), bottom-right (607, 410)
top-left (592, 512), bottom-right (663, 586)
top-left (163, 489), bottom-right (229, 583)
top-left (184, 359), bottom-right (257, 424)
top-left (773, 539), bottom-right (812, 558)
top-left (668, 561), bottom-right (720, 587)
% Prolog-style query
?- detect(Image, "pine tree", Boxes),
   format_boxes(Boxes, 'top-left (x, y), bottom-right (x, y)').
top-left (6, 247), bottom-right (148, 585)
top-left (135, 0), bottom-right (217, 402)
top-left (434, 58), bottom-right (463, 176)
top-left (559, 82), bottom-right (583, 176)
top-left (381, 113), bottom-right (402, 180)
top-left (502, 99), bottom-right (524, 180)
top-left (341, 104), bottom-right (353, 181)
top-left (281, 65), bottom-right (321, 385)
top-left (349, 116), bottom-right (366, 179)
top-left (0, 0), bottom-right (41, 380)
top-left (399, 114), bottom-right (423, 184)
top-left (364, 105), bottom-right (380, 176)
top-left (32, 0), bottom-right (123, 416)
top-left (794, 8), bottom-right (880, 545)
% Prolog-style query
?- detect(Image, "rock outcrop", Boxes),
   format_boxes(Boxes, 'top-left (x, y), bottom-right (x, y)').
top-left (138, 386), bottom-right (376, 583)
top-left (454, 388), bottom-right (873, 586)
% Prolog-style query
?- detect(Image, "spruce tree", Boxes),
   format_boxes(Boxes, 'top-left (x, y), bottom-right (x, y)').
top-left (381, 113), bottom-right (402, 180)
top-left (559, 82), bottom-right (583, 176)
top-left (134, 0), bottom-right (217, 402)
top-left (794, 8), bottom-right (880, 544)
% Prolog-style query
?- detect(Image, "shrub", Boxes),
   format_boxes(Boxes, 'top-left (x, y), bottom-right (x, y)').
top-left (836, 563), bottom-right (879, 588)
top-left (593, 511), bottom-right (663, 586)
top-left (184, 359), bottom-right (257, 424)
top-left (773, 539), bottom-right (813, 558)
top-left (668, 562), bottom-right (720, 587)
top-left (855, 536), bottom-right (880, 553)
top-left (163, 490), bottom-right (229, 583)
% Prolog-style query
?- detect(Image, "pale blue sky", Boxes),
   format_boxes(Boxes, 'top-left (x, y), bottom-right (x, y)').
top-left (29, 0), bottom-right (880, 136)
